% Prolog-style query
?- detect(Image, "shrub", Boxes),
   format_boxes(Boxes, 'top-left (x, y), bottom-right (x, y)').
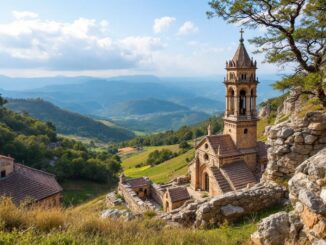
top-left (146, 149), bottom-right (177, 166)
top-left (179, 141), bottom-right (191, 150)
top-left (143, 210), bottom-right (156, 219)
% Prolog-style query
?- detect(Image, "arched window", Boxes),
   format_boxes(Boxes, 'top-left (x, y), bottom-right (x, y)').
top-left (244, 128), bottom-right (248, 134)
top-left (228, 88), bottom-right (235, 114)
top-left (239, 90), bottom-right (247, 115)
top-left (204, 143), bottom-right (209, 149)
top-left (204, 153), bottom-right (209, 161)
top-left (240, 73), bottom-right (247, 80)
top-left (251, 89), bottom-right (255, 111)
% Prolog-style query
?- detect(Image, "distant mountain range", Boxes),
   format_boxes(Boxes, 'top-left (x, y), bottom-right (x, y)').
top-left (0, 75), bottom-right (282, 133)
top-left (5, 98), bottom-right (134, 142)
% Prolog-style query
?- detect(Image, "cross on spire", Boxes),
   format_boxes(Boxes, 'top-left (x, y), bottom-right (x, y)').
top-left (240, 28), bottom-right (244, 43)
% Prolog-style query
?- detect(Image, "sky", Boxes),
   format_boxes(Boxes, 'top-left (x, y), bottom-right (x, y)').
top-left (0, 0), bottom-right (279, 77)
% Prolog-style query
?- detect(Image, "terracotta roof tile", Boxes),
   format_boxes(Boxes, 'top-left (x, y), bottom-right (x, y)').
top-left (221, 160), bottom-right (257, 190)
top-left (125, 177), bottom-right (150, 188)
top-left (168, 187), bottom-right (190, 203)
top-left (206, 135), bottom-right (241, 157)
top-left (0, 163), bottom-right (62, 205)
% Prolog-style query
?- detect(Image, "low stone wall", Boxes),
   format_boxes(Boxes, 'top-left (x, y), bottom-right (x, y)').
top-left (263, 111), bottom-right (326, 181)
top-left (150, 183), bottom-right (165, 206)
top-left (118, 183), bottom-right (156, 213)
top-left (251, 148), bottom-right (326, 245)
top-left (161, 183), bottom-right (286, 228)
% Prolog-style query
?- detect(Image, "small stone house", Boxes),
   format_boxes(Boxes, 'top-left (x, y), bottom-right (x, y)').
top-left (0, 155), bottom-right (62, 207)
top-left (119, 175), bottom-right (151, 200)
top-left (163, 187), bottom-right (190, 212)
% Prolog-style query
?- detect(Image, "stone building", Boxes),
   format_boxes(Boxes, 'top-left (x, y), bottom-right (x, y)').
top-left (118, 175), bottom-right (191, 212)
top-left (163, 186), bottom-right (190, 212)
top-left (0, 155), bottom-right (62, 207)
top-left (189, 30), bottom-right (267, 197)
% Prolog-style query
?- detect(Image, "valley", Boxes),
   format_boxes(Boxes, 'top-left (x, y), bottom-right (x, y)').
top-left (0, 75), bottom-right (280, 134)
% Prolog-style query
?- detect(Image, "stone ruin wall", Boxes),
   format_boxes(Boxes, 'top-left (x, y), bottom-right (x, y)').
top-left (118, 182), bottom-right (154, 213)
top-left (161, 183), bottom-right (286, 228)
top-left (263, 111), bottom-right (326, 182)
top-left (150, 183), bottom-right (165, 206)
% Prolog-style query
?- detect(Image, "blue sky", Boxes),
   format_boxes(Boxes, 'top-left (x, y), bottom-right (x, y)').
top-left (0, 0), bottom-right (278, 77)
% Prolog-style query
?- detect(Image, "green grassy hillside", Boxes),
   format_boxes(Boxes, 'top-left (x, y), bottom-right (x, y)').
top-left (121, 145), bottom-right (193, 183)
top-left (6, 98), bottom-right (135, 142)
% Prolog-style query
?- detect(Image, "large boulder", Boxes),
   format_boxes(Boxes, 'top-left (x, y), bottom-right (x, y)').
top-left (252, 149), bottom-right (326, 245)
top-left (251, 212), bottom-right (291, 245)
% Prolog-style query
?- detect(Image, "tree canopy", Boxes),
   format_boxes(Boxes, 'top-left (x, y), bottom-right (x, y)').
top-left (208, 0), bottom-right (326, 106)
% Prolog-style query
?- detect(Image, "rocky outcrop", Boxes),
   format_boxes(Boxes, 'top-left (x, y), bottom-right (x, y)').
top-left (277, 88), bottom-right (302, 117)
top-left (263, 111), bottom-right (326, 182)
top-left (161, 182), bottom-right (286, 228)
top-left (251, 148), bottom-right (326, 245)
top-left (101, 209), bottom-right (136, 221)
top-left (259, 104), bottom-right (271, 118)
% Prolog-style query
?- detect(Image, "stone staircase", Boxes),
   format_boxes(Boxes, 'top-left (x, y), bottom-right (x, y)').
top-left (221, 160), bottom-right (257, 190)
top-left (210, 166), bottom-right (232, 193)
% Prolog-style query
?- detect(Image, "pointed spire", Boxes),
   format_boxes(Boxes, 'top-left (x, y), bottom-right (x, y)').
top-left (207, 124), bottom-right (212, 136)
top-left (231, 28), bottom-right (253, 68)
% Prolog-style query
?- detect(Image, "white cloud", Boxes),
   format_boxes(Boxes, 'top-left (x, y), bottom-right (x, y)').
top-left (0, 12), bottom-right (163, 71)
top-left (177, 21), bottom-right (198, 35)
top-left (153, 16), bottom-right (175, 33)
top-left (12, 11), bottom-right (39, 19)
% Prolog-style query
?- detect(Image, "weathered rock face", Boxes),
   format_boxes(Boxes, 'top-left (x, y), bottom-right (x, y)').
top-left (263, 111), bottom-right (326, 182)
top-left (259, 104), bottom-right (271, 118)
top-left (276, 88), bottom-right (302, 118)
top-left (251, 148), bottom-right (326, 245)
top-left (161, 183), bottom-right (286, 228)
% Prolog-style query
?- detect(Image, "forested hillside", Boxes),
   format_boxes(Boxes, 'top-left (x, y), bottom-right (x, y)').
top-left (6, 98), bottom-right (135, 142)
top-left (120, 115), bottom-right (224, 147)
top-left (0, 97), bottom-right (121, 184)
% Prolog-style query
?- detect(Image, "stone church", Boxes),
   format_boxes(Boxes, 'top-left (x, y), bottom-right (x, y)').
top-left (189, 30), bottom-right (267, 197)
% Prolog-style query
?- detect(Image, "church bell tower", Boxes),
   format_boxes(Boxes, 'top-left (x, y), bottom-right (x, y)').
top-left (223, 29), bottom-right (258, 152)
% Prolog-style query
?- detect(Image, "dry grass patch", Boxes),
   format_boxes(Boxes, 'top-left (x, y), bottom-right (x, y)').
top-left (29, 208), bottom-right (66, 232)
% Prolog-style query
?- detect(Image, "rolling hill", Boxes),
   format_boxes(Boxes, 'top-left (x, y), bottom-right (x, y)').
top-left (0, 75), bottom-right (281, 132)
top-left (5, 98), bottom-right (135, 142)
top-left (115, 111), bottom-right (210, 132)
top-left (104, 98), bottom-right (189, 116)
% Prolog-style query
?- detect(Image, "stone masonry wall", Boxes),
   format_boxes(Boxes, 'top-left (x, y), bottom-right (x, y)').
top-left (263, 111), bottom-right (326, 182)
top-left (161, 183), bottom-right (286, 228)
top-left (150, 184), bottom-right (164, 206)
top-left (118, 183), bottom-right (156, 213)
top-left (251, 148), bottom-right (326, 245)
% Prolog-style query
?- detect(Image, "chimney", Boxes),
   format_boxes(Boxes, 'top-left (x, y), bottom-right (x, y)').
top-left (207, 124), bottom-right (212, 136)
